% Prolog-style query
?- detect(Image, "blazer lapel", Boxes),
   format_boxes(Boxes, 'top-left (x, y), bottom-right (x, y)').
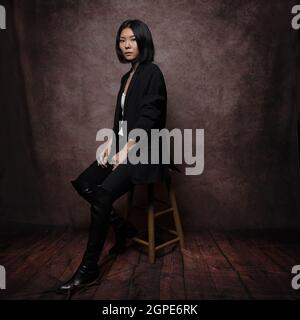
top-left (115, 63), bottom-right (145, 128)
top-left (123, 63), bottom-right (144, 117)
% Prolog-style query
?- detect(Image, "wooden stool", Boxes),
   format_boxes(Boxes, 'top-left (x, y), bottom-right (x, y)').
top-left (124, 172), bottom-right (185, 263)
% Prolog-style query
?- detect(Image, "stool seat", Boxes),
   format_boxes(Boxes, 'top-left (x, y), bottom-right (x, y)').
top-left (124, 170), bottom-right (185, 263)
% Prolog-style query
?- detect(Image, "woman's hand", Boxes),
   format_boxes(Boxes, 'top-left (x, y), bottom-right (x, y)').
top-left (97, 138), bottom-right (112, 167)
top-left (111, 138), bottom-right (136, 171)
top-left (111, 147), bottom-right (128, 171)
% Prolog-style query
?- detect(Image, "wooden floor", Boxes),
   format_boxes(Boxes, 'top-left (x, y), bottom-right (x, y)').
top-left (1, 226), bottom-right (300, 300)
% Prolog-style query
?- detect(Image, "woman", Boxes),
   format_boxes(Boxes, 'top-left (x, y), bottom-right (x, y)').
top-left (58, 19), bottom-right (169, 291)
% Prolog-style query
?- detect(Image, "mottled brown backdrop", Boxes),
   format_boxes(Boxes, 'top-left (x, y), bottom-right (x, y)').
top-left (1, 0), bottom-right (300, 230)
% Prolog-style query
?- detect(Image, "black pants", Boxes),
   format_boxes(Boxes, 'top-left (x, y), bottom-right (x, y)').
top-left (68, 159), bottom-right (137, 269)
top-left (71, 160), bottom-right (135, 205)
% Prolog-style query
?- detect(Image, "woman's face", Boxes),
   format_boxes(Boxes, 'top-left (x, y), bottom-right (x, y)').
top-left (119, 27), bottom-right (139, 61)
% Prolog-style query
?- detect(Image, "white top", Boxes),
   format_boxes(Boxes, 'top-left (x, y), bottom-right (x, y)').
top-left (118, 92), bottom-right (126, 136)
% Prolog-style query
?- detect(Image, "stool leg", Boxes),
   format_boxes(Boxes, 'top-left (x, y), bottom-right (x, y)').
top-left (147, 184), bottom-right (155, 264)
top-left (169, 184), bottom-right (185, 248)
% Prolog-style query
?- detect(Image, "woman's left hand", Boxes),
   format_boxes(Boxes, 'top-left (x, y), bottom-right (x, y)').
top-left (110, 139), bottom-right (136, 171)
top-left (111, 146), bottom-right (128, 171)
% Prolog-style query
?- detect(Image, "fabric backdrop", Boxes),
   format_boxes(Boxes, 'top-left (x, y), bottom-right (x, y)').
top-left (1, 0), bottom-right (300, 230)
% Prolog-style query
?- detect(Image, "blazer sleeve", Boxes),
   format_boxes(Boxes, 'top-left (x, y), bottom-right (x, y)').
top-left (131, 67), bottom-right (167, 135)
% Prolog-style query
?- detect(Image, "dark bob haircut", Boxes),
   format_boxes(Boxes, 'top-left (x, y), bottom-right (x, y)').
top-left (115, 19), bottom-right (155, 64)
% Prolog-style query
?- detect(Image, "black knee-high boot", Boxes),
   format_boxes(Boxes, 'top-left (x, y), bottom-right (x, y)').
top-left (70, 179), bottom-right (137, 255)
top-left (58, 185), bottom-right (112, 291)
top-left (108, 207), bottom-right (138, 255)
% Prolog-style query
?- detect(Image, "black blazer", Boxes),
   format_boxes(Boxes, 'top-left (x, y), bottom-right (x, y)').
top-left (112, 61), bottom-right (170, 184)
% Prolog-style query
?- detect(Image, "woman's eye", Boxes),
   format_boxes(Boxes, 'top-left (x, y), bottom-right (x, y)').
top-left (119, 38), bottom-right (135, 43)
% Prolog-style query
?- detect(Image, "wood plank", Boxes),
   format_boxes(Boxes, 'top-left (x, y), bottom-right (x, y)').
top-left (13, 229), bottom-right (87, 300)
top-left (127, 246), bottom-right (163, 300)
top-left (1, 227), bottom-right (70, 299)
top-left (211, 231), bottom-right (262, 272)
top-left (237, 270), bottom-right (299, 299)
top-left (0, 228), bottom-right (54, 267)
top-left (245, 232), bottom-right (300, 300)
top-left (227, 231), bottom-right (283, 273)
top-left (238, 229), bottom-right (300, 274)
top-left (210, 230), bottom-right (300, 299)
top-left (93, 241), bottom-right (140, 300)
top-left (197, 230), bottom-right (250, 299)
top-left (181, 232), bottom-right (219, 299)
top-left (1, 228), bottom-right (300, 300)
top-left (160, 246), bottom-right (185, 299)
top-left (262, 246), bottom-right (300, 271)
top-left (196, 230), bottom-right (233, 271)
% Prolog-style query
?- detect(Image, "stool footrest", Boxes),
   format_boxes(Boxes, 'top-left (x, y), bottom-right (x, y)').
top-left (155, 208), bottom-right (173, 217)
top-left (132, 237), bottom-right (148, 246)
top-left (155, 237), bottom-right (180, 251)
top-left (158, 225), bottom-right (178, 235)
top-left (132, 236), bottom-right (180, 251)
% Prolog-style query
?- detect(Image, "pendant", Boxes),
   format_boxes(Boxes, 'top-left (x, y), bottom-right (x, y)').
top-left (118, 126), bottom-right (124, 136)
